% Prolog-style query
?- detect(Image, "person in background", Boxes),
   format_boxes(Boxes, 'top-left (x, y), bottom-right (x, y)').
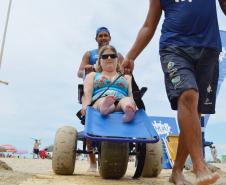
top-left (121, 0), bottom-right (226, 184)
top-left (210, 145), bottom-right (218, 163)
top-left (33, 139), bottom-right (41, 159)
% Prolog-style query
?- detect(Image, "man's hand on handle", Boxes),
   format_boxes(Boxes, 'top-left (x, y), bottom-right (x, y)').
top-left (84, 64), bottom-right (94, 74)
top-left (120, 58), bottom-right (135, 75)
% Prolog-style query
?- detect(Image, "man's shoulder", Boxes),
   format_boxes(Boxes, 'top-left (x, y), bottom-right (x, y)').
top-left (83, 49), bottom-right (98, 58)
top-left (89, 48), bottom-right (98, 52)
top-left (89, 49), bottom-right (98, 55)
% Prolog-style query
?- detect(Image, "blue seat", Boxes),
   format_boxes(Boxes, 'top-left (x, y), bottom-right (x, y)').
top-left (84, 106), bottom-right (159, 143)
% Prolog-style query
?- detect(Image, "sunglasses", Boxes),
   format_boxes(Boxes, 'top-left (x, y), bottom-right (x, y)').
top-left (101, 54), bottom-right (117, 60)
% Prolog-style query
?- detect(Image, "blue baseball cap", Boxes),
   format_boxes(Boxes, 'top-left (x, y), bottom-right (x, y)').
top-left (96, 27), bottom-right (110, 37)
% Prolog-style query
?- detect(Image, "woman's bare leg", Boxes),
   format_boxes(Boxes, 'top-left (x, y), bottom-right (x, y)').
top-left (93, 96), bottom-right (116, 115)
top-left (117, 97), bottom-right (136, 122)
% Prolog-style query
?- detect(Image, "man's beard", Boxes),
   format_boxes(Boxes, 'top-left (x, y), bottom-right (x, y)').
top-left (99, 42), bottom-right (109, 47)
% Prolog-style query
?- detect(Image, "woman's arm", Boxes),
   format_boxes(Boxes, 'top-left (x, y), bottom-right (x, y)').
top-left (219, 0), bottom-right (226, 15)
top-left (82, 72), bottom-right (95, 112)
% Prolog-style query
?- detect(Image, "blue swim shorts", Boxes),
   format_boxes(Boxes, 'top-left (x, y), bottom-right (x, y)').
top-left (159, 46), bottom-right (220, 114)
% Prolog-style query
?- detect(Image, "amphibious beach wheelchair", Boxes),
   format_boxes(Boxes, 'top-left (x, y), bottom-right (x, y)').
top-left (52, 76), bottom-right (163, 179)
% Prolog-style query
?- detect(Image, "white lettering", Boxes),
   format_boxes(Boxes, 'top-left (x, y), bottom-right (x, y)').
top-left (152, 121), bottom-right (172, 136)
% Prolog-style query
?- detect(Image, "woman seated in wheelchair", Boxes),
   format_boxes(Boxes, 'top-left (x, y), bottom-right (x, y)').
top-left (81, 45), bottom-right (136, 123)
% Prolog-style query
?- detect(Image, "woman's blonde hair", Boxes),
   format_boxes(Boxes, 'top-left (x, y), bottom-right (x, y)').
top-left (95, 45), bottom-right (120, 72)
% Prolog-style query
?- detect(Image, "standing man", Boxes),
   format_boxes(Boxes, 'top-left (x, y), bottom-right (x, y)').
top-left (77, 27), bottom-right (123, 79)
top-left (121, 0), bottom-right (226, 184)
top-left (33, 139), bottom-right (41, 159)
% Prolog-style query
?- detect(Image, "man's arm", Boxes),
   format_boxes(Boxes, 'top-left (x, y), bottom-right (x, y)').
top-left (219, 0), bottom-right (226, 16)
top-left (126, 0), bottom-right (162, 61)
top-left (77, 51), bottom-right (91, 78)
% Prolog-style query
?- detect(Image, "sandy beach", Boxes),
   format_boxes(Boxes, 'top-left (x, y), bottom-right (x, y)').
top-left (0, 158), bottom-right (226, 185)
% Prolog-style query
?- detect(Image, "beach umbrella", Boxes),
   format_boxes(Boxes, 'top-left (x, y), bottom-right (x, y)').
top-left (0, 144), bottom-right (17, 153)
top-left (15, 150), bottom-right (28, 155)
top-left (0, 146), bottom-right (7, 152)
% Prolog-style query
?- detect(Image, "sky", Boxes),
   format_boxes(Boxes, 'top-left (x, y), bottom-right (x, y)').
top-left (0, 0), bottom-right (226, 160)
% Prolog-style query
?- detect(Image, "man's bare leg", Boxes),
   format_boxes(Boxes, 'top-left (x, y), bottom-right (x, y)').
top-left (170, 89), bottom-right (219, 185)
top-left (86, 140), bottom-right (97, 172)
top-left (169, 131), bottom-right (192, 185)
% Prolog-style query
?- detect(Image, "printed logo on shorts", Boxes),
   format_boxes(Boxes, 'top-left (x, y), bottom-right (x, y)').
top-left (204, 84), bottom-right (213, 105)
top-left (204, 98), bottom-right (212, 105)
top-left (171, 75), bottom-right (182, 89)
top-left (167, 61), bottom-right (175, 70)
top-left (207, 84), bottom-right (212, 93)
top-left (172, 76), bottom-right (180, 83)
top-left (168, 61), bottom-right (178, 78)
